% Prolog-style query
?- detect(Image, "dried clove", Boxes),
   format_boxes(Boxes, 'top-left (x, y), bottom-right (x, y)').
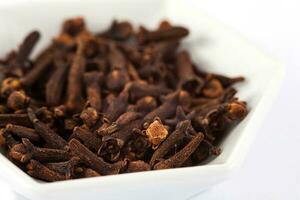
top-left (81, 168), bottom-right (101, 178)
top-left (27, 108), bottom-right (68, 149)
top-left (98, 118), bottom-right (144, 162)
top-left (14, 31), bottom-right (40, 69)
top-left (84, 71), bottom-right (103, 111)
top-left (0, 77), bottom-right (22, 98)
top-left (0, 130), bottom-right (5, 147)
top-left (202, 78), bottom-right (224, 98)
top-left (27, 160), bottom-right (67, 182)
top-left (145, 118), bottom-right (169, 148)
top-left (0, 129), bottom-right (20, 149)
top-left (106, 43), bottom-right (129, 92)
top-left (45, 54), bottom-right (69, 106)
top-left (20, 138), bottom-right (70, 163)
top-left (0, 113), bottom-right (31, 127)
top-left (176, 51), bottom-right (204, 95)
top-left (143, 91), bottom-right (180, 122)
top-left (102, 88), bottom-right (129, 124)
top-left (70, 126), bottom-right (102, 151)
top-left (64, 118), bottom-right (78, 131)
top-left (125, 135), bottom-right (150, 160)
top-left (65, 39), bottom-right (86, 112)
top-left (0, 105), bottom-right (8, 114)
top-left (97, 111), bottom-right (141, 136)
top-left (20, 50), bottom-right (53, 87)
top-left (8, 143), bottom-right (27, 162)
top-left (154, 133), bottom-right (204, 169)
top-left (45, 157), bottom-right (81, 178)
top-left (127, 96), bottom-right (157, 114)
top-left (62, 17), bottom-right (86, 37)
top-left (164, 106), bottom-right (195, 127)
top-left (102, 20), bottom-right (133, 41)
top-left (54, 105), bottom-right (67, 118)
top-left (7, 91), bottom-right (30, 111)
top-left (150, 120), bottom-right (190, 166)
top-left (126, 160), bottom-right (151, 173)
top-left (0, 18), bottom-right (248, 182)
top-left (224, 101), bottom-right (248, 121)
top-left (80, 107), bottom-right (100, 128)
top-left (127, 80), bottom-right (171, 101)
top-left (138, 25), bottom-right (189, 44)
top-left (211, 74), bottom-right (245, 88)
top-left (5, 124), bottom-right (40, 142)
top-left (69, 139), bottom-right (126, 175)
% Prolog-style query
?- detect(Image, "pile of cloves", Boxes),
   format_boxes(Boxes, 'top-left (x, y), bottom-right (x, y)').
top-left (0, 17), bottom-right (248, 182)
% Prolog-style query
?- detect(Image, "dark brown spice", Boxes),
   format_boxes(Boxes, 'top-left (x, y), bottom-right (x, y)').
top-left (154, 133), bottom-right (204, 169)
top-left (125, 135), bottom-right (150, 160)
top-left (80, 168), bottom-right (101, 178)
top-left (106, 43), bottom-right (129, 92)
top-left (7, 91), bottom-right (30, 111)
top-left (27, 108), bottom-right (68, 149)
top-left (69, 139), bottom-right (126, 175)
top-left (176, 51), bottom-right (204, 95)
top-left (2, 31), bottom-right (40, 78)
top-left (80, 107), bottom-right (99, 128)
top-left (164, 106), bottom-right (195, 127)
top-left (138, 26), bottom-right (189, 44)
top-left (127, 80), bottom-right (171, 101)
top-left (35, 107), bottom-right (55, 126)
top-left (143, 91), bottom-right (180, 122)
top-left (127, 96), bottom-right (157, 114)
top-left (211, 74), bottom-right (245, 87)
top-left (0, 77), bottom-right (22, 98)
top-left (0, 113), bottom-right (31, 127)
top-left (54, 105), bottom-right (67, 118)
top-left (27, 160), bottom-right (67, 182)
top-left (20, 50), bottom-right (53, 87)
top-left (126, 62), bottom-right (141, 80)
top-left (127, 160), bottom-right (151, 172)
top-left (62, 17), bottom-right (86, 37)
top-left (45, 54), bottom-right (69, 106)
top-left (45, 157), bottom-right (81, 178)
top-left (102, 20), bottom-right (133, 41)
top-left (21, 138), bottom-right (70, 163)
top-left (5, 124), bottom-right (40, 142)
top-left (99, 118), bottom-right (144, 162)
top-left (65, 39), bottom-right (86, 112)
top-left (0, 18), bottom-right (248, 182)
top-left (102, 88), bottom-right (129, 124)
top-left (0, 129), bottom-right (19, 149)
top-left (84, 71), bottom-right (103, 111)
top-left (64, 118), bottom-right (78, 131)
top-left (70, 126), bottom-right (102, 152)
top-left (14, 31), bottom-right (40, 68)
top-left (81, 168), bottom-right (101, 178)
top-left (97, 111), bottom-right (141, 136)
top-left (202, 78), bottom-right (224, 98)
top-left (8, 143), bottom-right (27, 162)
top-left (0, 130), bottom-right (5, 147)
top-left (0, 105), bottom-right (8, 114)
top-left (149, 120), bottom-right (190, 166)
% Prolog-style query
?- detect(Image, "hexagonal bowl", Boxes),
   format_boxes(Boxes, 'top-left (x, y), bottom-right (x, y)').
top-left (0, 0), bottom-right (284, 199)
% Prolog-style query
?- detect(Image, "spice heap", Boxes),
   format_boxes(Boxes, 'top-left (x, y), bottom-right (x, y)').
top-left (0, 17), bottom-right (248, 182)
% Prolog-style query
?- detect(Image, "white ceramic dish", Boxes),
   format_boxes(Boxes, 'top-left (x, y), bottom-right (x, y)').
top-left (0, 0), bottom-right (284, 199)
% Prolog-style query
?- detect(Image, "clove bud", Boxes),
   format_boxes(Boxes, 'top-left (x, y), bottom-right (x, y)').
top-left (0, 18), bottom-right (248, 182)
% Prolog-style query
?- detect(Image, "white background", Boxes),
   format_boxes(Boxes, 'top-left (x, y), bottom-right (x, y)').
top-left (0, 0), bottom-right (299, 199)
